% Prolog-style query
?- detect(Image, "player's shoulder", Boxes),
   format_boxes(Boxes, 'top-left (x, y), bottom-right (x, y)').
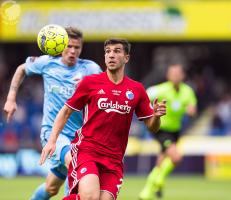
top-left (126, 76), bottom-right (142, 86)
top-left (26, 55), bottom-right (56, 64)
top-left (158, 81), bottom-right (171, 88)
top-left (78, 58), bottom-right (99, 67)
top-left (156, 82), bottom-right (173, 92)
top-left (181, 82), bottom-right (195, 92)
top-left (147, 81), bottom-right (168, 91)
top-left (82, 71), bottom-right (103, 82)
top-left (34, 55), bottom-right (55, 61)
top-left (125, 76), bottom-right (145, 91)
top-left (77, 59), bottom-right (102, 74)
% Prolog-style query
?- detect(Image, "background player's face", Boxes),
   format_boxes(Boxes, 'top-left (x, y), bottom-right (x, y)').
top-left (104, 44), bottom-right (129, 72)
top-left (61, 38), bottom-right (82, 66)
top-left (167, 64), bottom-right (185, 85)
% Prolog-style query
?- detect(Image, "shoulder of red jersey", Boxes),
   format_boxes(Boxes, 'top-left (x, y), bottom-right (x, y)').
top-left (125, 76), bottom-right (145, 89)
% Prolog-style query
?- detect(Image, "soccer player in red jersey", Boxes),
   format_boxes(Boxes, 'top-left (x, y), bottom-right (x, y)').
top-left (40, 38), bottom-right (166, 200)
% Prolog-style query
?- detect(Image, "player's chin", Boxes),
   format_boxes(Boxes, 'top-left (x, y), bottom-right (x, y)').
top-left (68, 59), bottom-right (76, 66)
top-left (107, 65), bottom-right (118, 71)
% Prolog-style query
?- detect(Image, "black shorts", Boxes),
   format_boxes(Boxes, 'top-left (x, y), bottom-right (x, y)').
top-left (155, 130), bottom-right (180, 152)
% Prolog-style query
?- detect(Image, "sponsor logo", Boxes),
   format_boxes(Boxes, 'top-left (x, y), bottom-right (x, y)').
top-left (112, 90), bottom-right (121, 96)
top-left (97, 89), bottom-right (105, 94)
top-left (80, 167), bottom-right (87, 174)
top-left (98, 98), bottom-right (131, 114)
top-left (1, 1), bottom-right (21, 25)
top-left (171, 101), bottom-right (181, 111)
top-left (48, 85), bottom-right (75, 96)
top-left (126, 90), bottom-right (134, 100)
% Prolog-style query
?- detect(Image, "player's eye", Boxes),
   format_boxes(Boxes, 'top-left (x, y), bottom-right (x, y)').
top-left (105, 49), bottom-right (110, 54)
top-left (114, 48), bottom-right (122, 53)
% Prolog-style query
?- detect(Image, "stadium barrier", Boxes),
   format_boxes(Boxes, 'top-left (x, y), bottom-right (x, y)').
top-left (0, 149), bottom-right (49, 178)
top-left (0, 136), bottom-right (230, 179)
top-left (1, 1), bottom-right (231, 42)
top-left (125, 135), bottom-right (231, 179)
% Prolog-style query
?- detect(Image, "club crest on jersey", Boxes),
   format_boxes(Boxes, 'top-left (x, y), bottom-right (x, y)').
top-left (126, 90), bottom-right (134, 100)
top-left (80, 167), bottom-right (87, 174)
top-left (98, 98), bottom-right (131, 114)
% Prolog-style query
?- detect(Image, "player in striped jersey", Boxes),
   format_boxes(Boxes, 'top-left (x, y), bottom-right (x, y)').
top-left (3, 27), bottom-right (101, 200)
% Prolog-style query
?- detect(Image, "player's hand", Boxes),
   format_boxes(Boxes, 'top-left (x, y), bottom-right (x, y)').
top-left (3, 100), bottom-right (17, 123)
top-left (39, 141), bottom-right (56, 165)
top-left (153, 98), bottom-right (166, 117)
top-left (186, 105), bottom-right (197, 117)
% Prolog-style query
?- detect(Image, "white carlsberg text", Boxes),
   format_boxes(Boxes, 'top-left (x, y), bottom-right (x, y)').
top-left (97, 98), bottom-right (131, 114)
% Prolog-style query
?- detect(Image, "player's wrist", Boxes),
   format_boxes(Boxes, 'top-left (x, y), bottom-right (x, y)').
top-left (6, 95), bottom-right (16, 102)
top-left (153, 115), bottom-right (160, 120)
top-left (48, 135), bottom-right (58, 144)
top-left (153, 115), bottom-right (161, 127)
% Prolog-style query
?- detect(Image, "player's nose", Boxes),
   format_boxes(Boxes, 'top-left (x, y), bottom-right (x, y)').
top-left (108, 53), bottom-right (115, 58)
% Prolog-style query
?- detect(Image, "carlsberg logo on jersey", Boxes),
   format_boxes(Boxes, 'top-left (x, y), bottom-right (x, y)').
top-left (98, 98), bottom-right (131, 114)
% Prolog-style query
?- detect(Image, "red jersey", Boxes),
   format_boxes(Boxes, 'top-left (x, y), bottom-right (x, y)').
top-left (66, 72), bottom-right (153, 163)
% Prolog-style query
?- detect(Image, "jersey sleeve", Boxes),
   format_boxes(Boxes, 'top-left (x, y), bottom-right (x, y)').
top-left (135, 84), bottom-right (154, 120)
top-left (65, 77), bottom-right (90, 111)
top-left (186, 87), bottom-right (197, 106)
top-left (25, 55), bottom-right (50, 76)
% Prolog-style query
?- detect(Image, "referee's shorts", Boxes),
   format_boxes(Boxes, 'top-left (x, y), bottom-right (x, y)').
top-left (154, 130), bottom-right (180, 152)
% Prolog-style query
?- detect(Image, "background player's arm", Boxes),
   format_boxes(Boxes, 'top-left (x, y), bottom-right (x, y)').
top-left (3, 63), bottom-right (26, 123)
top-left (39, 105), bottom-right (74, 165)
top-left (186, 104), bottom-right (197, 117)
top-left (186, 88), bottom-right (197, 117)
top-left (143, 99), bottom-right (166, 133)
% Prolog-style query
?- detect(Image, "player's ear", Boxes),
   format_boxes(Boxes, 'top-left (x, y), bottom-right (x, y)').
top-left (125, 54), bottom-right (130, 64)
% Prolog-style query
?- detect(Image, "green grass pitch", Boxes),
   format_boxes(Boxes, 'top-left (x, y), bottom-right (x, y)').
top-left (0, 175), bottom-right (230, 200)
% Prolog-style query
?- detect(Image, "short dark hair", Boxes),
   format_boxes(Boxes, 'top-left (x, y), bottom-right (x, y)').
top-left (168, 63), bottom-right (185, 71)
top-left (65, 27), bottom-right (83, 40)
top-left (104, 38), bottom-right (131, 55)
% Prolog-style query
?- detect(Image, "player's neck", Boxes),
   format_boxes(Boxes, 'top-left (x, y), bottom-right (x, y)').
top-left (106, 69), bottom-right (124, 84)
top-left (61, 57), bottom-right (76, 67)
top-left (173, 83), bottom-right (180, 92)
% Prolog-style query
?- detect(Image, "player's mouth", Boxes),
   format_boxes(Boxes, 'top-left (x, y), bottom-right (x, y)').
top-left (69, 56), bottom-right (76, 61)
top-left (108, 61), bottom-right (116, 65)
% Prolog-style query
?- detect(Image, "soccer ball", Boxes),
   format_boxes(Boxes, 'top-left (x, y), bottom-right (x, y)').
top-left (37, 24), bottom-right (69, 56)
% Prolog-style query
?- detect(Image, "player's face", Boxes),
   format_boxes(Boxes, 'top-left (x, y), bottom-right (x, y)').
top-left (61, 38), bottom-right (82, 66)
top-left (167, 65), bottom-right (185, 84)
top-left (104, 44), bottom-right (129, 72)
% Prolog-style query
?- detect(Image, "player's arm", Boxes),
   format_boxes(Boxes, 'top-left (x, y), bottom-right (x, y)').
top-left (3, 63), bottom-right (26, 122)
top-left (39, 105), bottom-right (73, 165)
top-left (143, 99), bottom-right (166, 133)
top-left (186, 104), bottom-right (197, 117)
top-left (186, 88), bottom-right (197, 117)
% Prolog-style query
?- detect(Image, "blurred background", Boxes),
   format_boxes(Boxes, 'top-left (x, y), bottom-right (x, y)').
top-left (0, 0), bottom-right (231, 199)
